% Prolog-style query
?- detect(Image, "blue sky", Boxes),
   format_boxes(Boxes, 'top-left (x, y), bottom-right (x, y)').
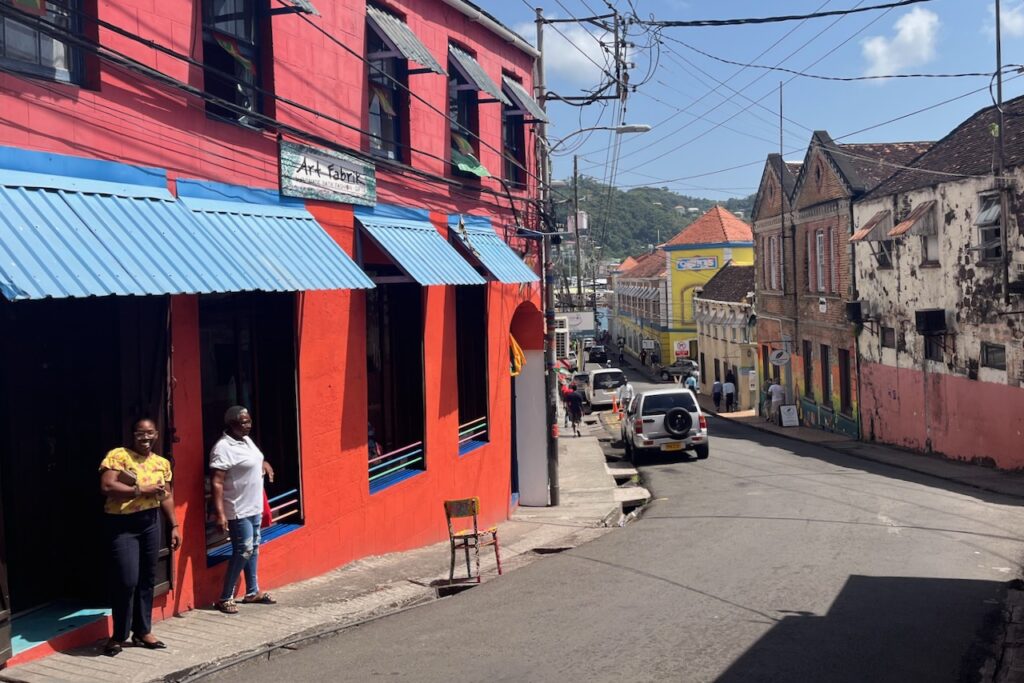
top-left (488, 0), bottom-right (1024, 200)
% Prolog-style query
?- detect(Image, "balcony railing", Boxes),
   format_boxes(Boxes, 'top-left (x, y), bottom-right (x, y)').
top-left (458, 416), bottom-right (488, 455)
top-left (369, 440), bottom-right (425, 493)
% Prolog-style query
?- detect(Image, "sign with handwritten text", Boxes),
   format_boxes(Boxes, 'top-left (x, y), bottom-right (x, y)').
top-left (280, 140), bottom-right (376, 206)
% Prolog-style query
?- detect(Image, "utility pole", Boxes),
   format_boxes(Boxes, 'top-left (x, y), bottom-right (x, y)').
top-left (573, 155), bottom-right (583, 310)
top-left (996, 0), bottom-right (1010, 304)
top-left (535, 7), bottom-right (559, 507)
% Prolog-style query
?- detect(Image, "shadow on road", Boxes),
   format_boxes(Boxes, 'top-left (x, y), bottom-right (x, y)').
top-left (715, 574), bottom-right (1005, 683)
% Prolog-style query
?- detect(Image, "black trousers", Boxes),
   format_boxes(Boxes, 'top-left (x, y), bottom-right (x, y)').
top-left (105, 508), bottom-right (160, 641)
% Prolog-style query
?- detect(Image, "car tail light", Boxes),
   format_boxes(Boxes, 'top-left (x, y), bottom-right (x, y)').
top-left (634, 419), bottom-right (643, 434)
top-left (699, 414), bottom-right (707, 430)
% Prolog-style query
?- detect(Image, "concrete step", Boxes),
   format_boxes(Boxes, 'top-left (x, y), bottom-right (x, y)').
top-left (613, 485), bottom-right (651, 505)
top-left (606, 464), bottom-right (638, 481)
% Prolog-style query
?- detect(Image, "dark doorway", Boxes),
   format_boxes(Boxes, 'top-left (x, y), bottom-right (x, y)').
top-left (0, 297), bottom-right (171, 617)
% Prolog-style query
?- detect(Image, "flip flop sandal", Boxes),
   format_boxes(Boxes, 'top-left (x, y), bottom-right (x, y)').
top-left (215, 600), bottom-right (239, 614)
top-left (242, 592), bottom-right (276, 604)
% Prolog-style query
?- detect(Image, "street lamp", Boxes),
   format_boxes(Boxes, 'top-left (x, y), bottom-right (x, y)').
top-left (537, 122), bottom-right (650, 507)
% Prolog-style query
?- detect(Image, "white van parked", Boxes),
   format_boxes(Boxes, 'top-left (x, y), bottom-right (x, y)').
top-left (587, 368), bottom-right (626, 408)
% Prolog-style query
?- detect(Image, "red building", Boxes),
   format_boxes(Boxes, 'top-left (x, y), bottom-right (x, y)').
top-left (0, 0), bottom-right (546, 665)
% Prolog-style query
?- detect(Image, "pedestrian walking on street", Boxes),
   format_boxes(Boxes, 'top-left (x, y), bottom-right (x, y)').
top-left (564, 384), bottom-right (584, 437)
top-left (685, 374), bottom-right (698, 392)
top-left (98, 418), bottom-right (181, 656)
top-left (723, 378), bottom-right (736, 412)
top-left (768, 379), bottom-right (786, 424)
top-left (712, 380), bottom-right (723, 411)
top-left (212, 406), bottom-right (277, 614)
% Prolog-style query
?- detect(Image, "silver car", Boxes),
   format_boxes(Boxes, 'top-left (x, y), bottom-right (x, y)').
top-left (623, 388), bottom-right (709, 462)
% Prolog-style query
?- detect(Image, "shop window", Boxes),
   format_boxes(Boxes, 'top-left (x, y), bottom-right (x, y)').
top-left (449, 52), bottom-right (481, 179)
top-left (202, 0), bottom-right (263, 125)
top-left (924, 335), bottom-right (943, 362)
top-left (456, 285), bottom-right (488, 453)
top-left (981, 342), bottom-right (1006, 370)
top-left (838, 348), bottom-right (852, 415)
top-left (199, 293), bottom-right (302, 559)
top-left (367, 283), bottom-right (425, 492)
top-left (976, 194), bottom-right (1002, 262)
top-left (820, 343), bottom-right (832, 406)
top-left (502, 76), bottom-right (526, 187)
top-left (1, 0), bottom-right (80, 83)
top-left (366, 12), bottom-right (408, 162)
top-left (881, 326), bottom-right (896, 349)
top-left (802, 339), bottom-right (813, 398)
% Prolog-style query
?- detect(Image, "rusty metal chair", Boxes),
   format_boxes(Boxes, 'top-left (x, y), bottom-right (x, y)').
top-left (444, 497), bottom-right (502, 583)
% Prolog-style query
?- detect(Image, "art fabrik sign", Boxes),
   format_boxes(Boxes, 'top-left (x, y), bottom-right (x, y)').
top-left (675, 256), bottom-right (718, 271)
top-left (279, 140), bottom-right (376, 206)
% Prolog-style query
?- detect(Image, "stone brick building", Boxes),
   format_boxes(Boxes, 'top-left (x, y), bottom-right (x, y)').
top-left (851, 96), bottom-right (1024, 468)
top-left (752, 133), bottom-right (932, 436)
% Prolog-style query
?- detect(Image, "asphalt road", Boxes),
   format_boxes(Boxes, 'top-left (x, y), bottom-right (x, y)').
top-left (211, 364), bottom-right (1024, 682)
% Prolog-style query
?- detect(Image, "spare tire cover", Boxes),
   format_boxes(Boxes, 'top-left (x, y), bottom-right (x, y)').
top-left (664, 407), bottom-right (693, 437)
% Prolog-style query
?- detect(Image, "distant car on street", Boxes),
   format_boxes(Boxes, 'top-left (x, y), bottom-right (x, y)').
top-left (572, 372), bottom-right (590, 395)
top-left (583, 337), bottom-right (595, 350)
top-left (623, 388), bottom-right (708, 462)
top-left (588, 345), bottom-right (608, 364)
top-left (659, 358), bottom-right (700, 383)
top-left (586, 368), bottom-right (625, 408)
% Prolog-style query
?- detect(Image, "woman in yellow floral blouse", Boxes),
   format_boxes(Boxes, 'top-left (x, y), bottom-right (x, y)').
top-left (98, 418), bottom-right (181, 656)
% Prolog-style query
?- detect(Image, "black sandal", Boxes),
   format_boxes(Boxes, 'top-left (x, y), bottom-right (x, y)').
top-left (132, 635), bottom-right (167, 649)
top-left (102, 640), bottom-right (123, 657)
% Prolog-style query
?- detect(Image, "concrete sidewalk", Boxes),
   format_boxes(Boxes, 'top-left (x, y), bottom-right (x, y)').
top-left (696, 394), bottom-right (1024, 500)
top-left (1, 437), bottom-right (627, 683)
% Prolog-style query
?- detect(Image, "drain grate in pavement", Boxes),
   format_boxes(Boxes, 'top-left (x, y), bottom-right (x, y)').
top-left (531, 546), bottom-right (572, 555)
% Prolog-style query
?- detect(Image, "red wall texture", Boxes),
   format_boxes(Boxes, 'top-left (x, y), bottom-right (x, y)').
top-left (1, 0), bottom-right (542, 664)
top-left (860, 361), bottom-right (1024, 469)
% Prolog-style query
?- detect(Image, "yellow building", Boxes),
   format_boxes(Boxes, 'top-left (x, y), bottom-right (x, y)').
top-left (662, 207), bottom-right (753, 364)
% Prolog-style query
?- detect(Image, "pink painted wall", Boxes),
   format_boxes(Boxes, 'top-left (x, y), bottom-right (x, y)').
top-left (860, 361), bottom-right (1024, 469)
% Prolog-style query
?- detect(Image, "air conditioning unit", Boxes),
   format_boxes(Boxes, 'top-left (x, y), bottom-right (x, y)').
top-left (554, 316), bottom-right (568, 330)
top-left (845, 301), bottom-right (864, 323)
top-left (555, 328), bottom-right (569, 359)
top-left (915, 309), bottom-right (947, 335)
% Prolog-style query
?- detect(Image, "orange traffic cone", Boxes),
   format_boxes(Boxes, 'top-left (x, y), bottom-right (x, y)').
top-left (611, 394), bottom-right (619, 415)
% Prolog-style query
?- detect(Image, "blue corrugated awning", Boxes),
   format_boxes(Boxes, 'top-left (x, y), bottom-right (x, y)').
top-left (449, 215), bottom-right (539, 284)
top-left (356, 205), bottom-right (484, 286)
top-left (0, 163), bottom-right (237, 300)
top-left (177, 180), bottom-right (374, 292)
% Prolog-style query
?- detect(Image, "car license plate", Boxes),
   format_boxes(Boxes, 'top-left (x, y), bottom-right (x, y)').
top-left (661, 442), bottom-right (683, 452)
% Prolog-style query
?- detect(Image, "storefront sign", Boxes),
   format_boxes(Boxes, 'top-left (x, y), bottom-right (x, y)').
top-left (674, 341), bottom-right (689, 357)
top-left (280, 140), bottom-right (376, 206)
top-left (780, 404), bottom-right (799, 427)
top-left (769, 349), bottom-right (791, 366)
top-left (676, 256), bottom-right (718, 271)
top-left (642, 339), bottom-right (656, 350)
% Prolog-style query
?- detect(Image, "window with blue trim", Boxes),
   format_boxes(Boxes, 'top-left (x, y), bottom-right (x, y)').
top-left (199, 293), bottom-right (303, 561)
top-left (0, 0), bottom-right (81, 84)
top-left (456, 285), bottom-right (488, 453)
top-left (367, 283), bottom-right (426, 491)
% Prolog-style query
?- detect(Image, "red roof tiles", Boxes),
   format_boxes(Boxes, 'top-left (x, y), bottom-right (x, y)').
top-left (663, 206), bottom-right (752, 247)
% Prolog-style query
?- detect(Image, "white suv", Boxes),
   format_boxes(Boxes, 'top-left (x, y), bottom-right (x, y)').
top-left (623, 388), bottom-right (709, 462)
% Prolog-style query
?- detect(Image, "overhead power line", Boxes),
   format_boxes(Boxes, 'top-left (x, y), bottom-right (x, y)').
top-left (640, 0), bottom-right (934, 28)
top-left (663, 35), bottom-right (994, 81)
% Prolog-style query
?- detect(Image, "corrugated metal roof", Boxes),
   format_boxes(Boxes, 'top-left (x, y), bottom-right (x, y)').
top-left (449, 216), bottom-right (538, 284)
top-left (367, 6), bottom-right (445, 75)
top-left (357, 212), bottom-right (484, 286)
top-left (501, 75), bottom-right (547, 122)
top-left (889, 200), bottom-right (937, 237)
top-left (449, 44), bottom-right (511, 105)
top-left (177, 180), bottom-right (374, 293)
top-left (849, 209), bottom-right (891, 243)
top-left (0, 169), bottom-right (232, 300)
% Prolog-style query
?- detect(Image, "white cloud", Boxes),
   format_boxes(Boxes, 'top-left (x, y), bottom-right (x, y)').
top-left (861, 8), bottom-right (940, 78)
top-left (514, 21), bottom-right (611, 88)
top-left (985, 2), bottom-right (1024, 38)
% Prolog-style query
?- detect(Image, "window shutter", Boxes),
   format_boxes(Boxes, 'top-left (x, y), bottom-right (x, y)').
top-left (830, 228), bottom-right (839, 293)
top-left (778, 231), bottom-right (785, 292)
top-left (806, 231), bottom-right (814, 292)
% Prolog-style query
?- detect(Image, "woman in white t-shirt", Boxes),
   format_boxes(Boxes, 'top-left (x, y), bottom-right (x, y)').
top-left (211, 406), bottom-right (276, 614)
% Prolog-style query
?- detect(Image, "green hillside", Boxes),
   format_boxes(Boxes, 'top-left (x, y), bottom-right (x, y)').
top-left (551, 176), bottom-right (755, 259)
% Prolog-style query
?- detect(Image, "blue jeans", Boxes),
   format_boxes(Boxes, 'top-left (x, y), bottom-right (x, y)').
top-left (220, 514), bottom-right (262, 601)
